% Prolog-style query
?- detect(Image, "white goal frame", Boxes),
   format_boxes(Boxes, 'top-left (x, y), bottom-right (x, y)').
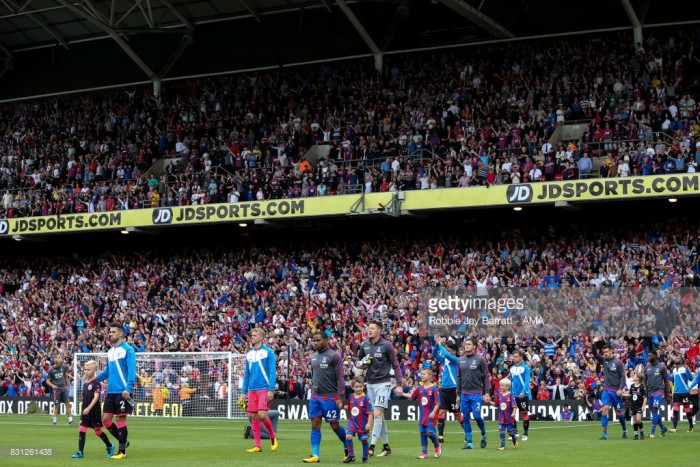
top-left (73, 352), bottom-right (246, 419)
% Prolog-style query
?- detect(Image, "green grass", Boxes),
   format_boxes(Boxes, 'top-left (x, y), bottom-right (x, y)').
top-left (0, 415), bottom-right (696, 466)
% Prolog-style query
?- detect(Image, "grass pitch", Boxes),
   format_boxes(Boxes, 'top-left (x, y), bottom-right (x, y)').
top-left (0, 415), bottom-right (696, 466)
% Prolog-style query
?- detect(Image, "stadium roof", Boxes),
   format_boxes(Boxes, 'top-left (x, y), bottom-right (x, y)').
top-left (0, 0), bottom-right (698, 100)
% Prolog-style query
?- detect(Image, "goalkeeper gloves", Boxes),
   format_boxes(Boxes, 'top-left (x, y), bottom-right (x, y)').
top-left (237, 396), bottom-right (247, 412)
top-left (360, 355), bottom-right (372, 366)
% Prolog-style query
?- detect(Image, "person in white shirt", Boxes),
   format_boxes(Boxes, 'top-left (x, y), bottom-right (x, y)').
top-left (556, 105), bottom-right (566, 123)
top-left (661, 118), bottom-right (672, 132)
top-left (391, 156), bottom-right (401, 174)
top-left (463, 159), bottom-right (473, 179)
top-left (511, 171), bottom-right (521, 184)
top-left (541, 142), bottom-right (553, 155)
top-left (419, 175), bottom-right (430, 190)
top-left (669, 102), bottom-right (678, 119)
top-left (618, 157), bottom-right (630, 177)
top-left (501, 160), bottom-right (513, 182)
top-left (529, 166), bottom-right (542, 181)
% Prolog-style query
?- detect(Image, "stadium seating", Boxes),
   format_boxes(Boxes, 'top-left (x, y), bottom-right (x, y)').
top-left (0, 29), bottom-right (698, 218)
top-left (1, 28), bottom-right (699, 408)
top-left (0, 206), bottom-right (698, 403)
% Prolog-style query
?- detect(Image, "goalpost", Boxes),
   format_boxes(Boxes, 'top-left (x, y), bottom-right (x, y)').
top-left (73, 352), bottom-right (248, 419)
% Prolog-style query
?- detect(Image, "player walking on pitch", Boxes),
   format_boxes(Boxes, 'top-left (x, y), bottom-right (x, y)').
top-left (433, 337), bottom-right (463, 442)
top-left (303, 332), bottom-right (347, 464)
top-left (623, 371), bottom-right (647, 440)
top-left (488, 378), bottom-right (518, 451)
top-left (96, 322), bottom-right (136, 459)
top-left (645, 350), bottom-right (670, 438)
top-left (670, 353), bottom-right (694, 433)
top-left (71, 361), bottom-right (115, 458)
top-left (509, 350), bottom-right (531, 441)
top-left (46, 357), bottom-right (76, 427)
top-left (457, 337), bottom-right (490, 450)
top-left (242, 328), bottom-right (278, 453)
top-left (343, 377), bottom-right (373, 464)
top-left (592, 336), bottom-right (628, 440)
top-left (356, 320), bottom-right (403, 457)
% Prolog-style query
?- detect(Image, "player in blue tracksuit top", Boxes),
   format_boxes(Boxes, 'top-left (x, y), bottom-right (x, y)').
top-left (670, 354), bottom-right (694, 432)
top-left (95, 322), bottom-right (136, 459)
top-left (433, 337), bottom-right (462, 442)
top-left (509, 350), bottom-right (532, 440)
top-left (242, 334), bottom-right (278, 395)
top-left (242, 328), bottom-right (278, 453)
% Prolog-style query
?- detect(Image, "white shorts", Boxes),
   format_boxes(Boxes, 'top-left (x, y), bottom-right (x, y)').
top-left (367, 383), bottom-right (391, 410)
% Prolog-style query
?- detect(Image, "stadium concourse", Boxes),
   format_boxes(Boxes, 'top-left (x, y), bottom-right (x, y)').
top-left (0, 201), bottom-right (699, 413)
top-left (0, 29), bottom-right (699, 217)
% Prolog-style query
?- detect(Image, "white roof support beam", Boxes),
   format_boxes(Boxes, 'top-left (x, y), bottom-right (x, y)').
top-left (1, 0), bottom-right (69, 50)
top-left (380, 1), bottom-right (409, 52)
top-left (56, 0), bottom-right (159, 81)
top-left (109, 0), bottom-right (117, 26)
top-left (0, 5), bottom-right (63, 20)
top-left (136, 0), bottom-right (154, 28)
top-left (336, 0), bottom-right (383, 72)
top-left (81, 0), bottom-right (110, 24)
top-left (637, 0), bottom-right (650, 24)
top-left (620, 0), bottom-right (643, 46)
top-left (158, 31), bottom-right (193, 78)
top-left (0, 0), bottom-right (14, 14)
top-left (16, 0), bottom-right (31, 13)
top-left (111, 0), bottom-right (191, 30)
top-left (160, 0), bottom-right (193, 30)
top-left (112, 0), bottom-right (142, 28)
top-left (319, 0), bottom-right (332, 13)
top-left (239, 0), bottom-right (261, 23)
top-left (27, 11), bottom-right (70, 50)
top-left (437, 0), bottom-right (514, 39)
top-left (0, 42), bottom-right (11, 80)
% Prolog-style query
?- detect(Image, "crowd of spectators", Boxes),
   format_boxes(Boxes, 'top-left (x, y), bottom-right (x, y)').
top-left (1, 29), bottom-right (700, 218)
top-left (0, 211), bottom-right (699, 408)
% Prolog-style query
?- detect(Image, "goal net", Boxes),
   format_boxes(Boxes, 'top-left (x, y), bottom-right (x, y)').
top-left (73, 352), bottom-right (247, 419)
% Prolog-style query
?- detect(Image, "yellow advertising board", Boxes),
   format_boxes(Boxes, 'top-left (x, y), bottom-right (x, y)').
top-left (401, 173), bottom-right (700, 210)
top-left (2, 174), bottom-right (698, 237)
top-left (0, 193), bottom-right (392, 236)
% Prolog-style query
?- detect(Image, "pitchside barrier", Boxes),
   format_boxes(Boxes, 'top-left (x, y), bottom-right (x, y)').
top-left (1, 397), bottom-right (685, 424)
top-left (269, 399), bottom-right (682, 423)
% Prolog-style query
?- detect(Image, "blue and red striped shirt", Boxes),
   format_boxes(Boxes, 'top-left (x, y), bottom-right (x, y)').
top-left (494, 391), bottom-right (517, 425)
top-left (347, 393), bottom-right (372, 430)
top-left (412, 384), bottom-right (440, 426)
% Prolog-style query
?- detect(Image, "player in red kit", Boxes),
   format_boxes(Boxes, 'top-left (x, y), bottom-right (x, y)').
top-left (488, 378), bottom-right (518, 451)
top-left (344, 378), bottom-right (373, 464)
top-left (404, 368), bottom-right (442, 459)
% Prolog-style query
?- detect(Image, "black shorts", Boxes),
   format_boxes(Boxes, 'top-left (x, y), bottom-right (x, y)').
top-left (53, 388), bottom-right (69, 404)
top-left (629, 405), bottom-right (644, 415)
top-left (103, 393), bottom-right (133, 416)
top-left (689, 394), bottom-right (699, 406)
top-left (80, 413), bottom-right (103, 428)
top-left (439, 388), bottom-right (459, 412)
top-left (517, 398), bottom-right (529, 412)
top-left (673, 393), bottom-right (691, 406)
